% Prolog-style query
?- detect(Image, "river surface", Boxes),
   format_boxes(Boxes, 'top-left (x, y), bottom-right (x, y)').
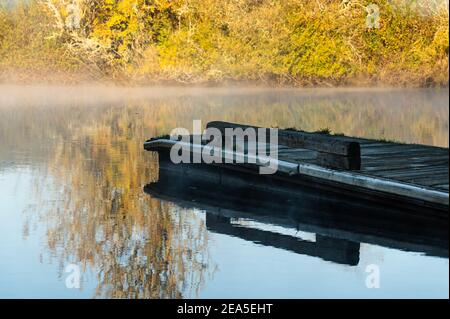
top-left (0, 86), bottom-right (448, 298)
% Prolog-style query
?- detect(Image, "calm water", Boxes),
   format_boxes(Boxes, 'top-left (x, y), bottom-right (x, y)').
top-left (0, 86), bottom-right (448, 298)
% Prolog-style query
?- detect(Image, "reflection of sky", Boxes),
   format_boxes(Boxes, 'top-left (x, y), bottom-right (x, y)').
top-left (200, 234), bottom-right (449, 299)
top-left (0, 169), bottom-right (448, 298)
top-left (0, 169), bottom-right (96, 298)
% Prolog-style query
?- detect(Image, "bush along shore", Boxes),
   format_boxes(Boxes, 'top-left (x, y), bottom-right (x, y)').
top-left (0, 0), bottom-right (448, 87)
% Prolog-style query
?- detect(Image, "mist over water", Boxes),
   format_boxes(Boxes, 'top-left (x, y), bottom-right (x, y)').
top-left (0, 86), bottom-right (448, 298)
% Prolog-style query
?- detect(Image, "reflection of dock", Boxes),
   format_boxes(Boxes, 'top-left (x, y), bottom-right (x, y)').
top-left (144, 155), bottom-right (448, 261)
top-left (205, 214), bottom-right (360, 266)
top-left (144, 121), bottom-right (448, 212)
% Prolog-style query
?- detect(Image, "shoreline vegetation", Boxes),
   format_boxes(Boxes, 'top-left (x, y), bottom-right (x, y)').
top-left (0, 0), bottom-right (448, 87)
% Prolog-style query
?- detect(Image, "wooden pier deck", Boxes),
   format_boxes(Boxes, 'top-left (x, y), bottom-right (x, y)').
top-left (144, 121), bottom-right (449, 212)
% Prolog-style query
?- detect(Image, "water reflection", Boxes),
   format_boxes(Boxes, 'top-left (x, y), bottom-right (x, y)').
top-left (22, 144), bottom-right (212, 298)
top-left (145, 156), bottom-right (448, 262)
top-left (206, 214), bottom-right (361, 266)
top-left (0, 86), bottom-right (448, 298)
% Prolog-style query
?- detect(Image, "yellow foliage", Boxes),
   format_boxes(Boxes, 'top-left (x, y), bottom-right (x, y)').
top-left (0, 0), bottom-right (448, 86)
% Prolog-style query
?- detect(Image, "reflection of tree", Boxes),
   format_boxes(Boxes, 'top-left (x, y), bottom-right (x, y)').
top-left (23, 105), bottom-right (214, 298)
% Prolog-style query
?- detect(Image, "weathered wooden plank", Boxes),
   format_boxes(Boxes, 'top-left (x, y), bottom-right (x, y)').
top-left (207, 121), bottom-right (361, 170)
top-left (279, 153), bottom-right (317, 162)
top-left (206, 121), bottom-right (360, 157)
top-left (362, 143), bottom-right (447, 151)
top-left (357, 140), bottom-right (387, 145)
top-left (362, 151), bottom-right (448, 158)
top-left (361, 154), bottom-right (449, 163)
top-left (369, 166), bottom-right (449, 178)
top-left (361, 162), bottom-right (443, 172)
top-left (277, 148), bottom-right (317, 156)
top-left (401, 175), bottom-right (450, 186)
top-left (316, 152), bottom-right (361, 170)
top-left (360, 142), bottom-right (402, 148)
top-left (279, 149), bottom-right (362, 170)
top-left (362, 162), bottom-right (449, 173)
top-left (361, 142), bottom-right (445, 150)
top-left (361, 147), bottom-right (447, 156)
top-left (361, 156), bottom-right (449, 167)
top-left (368, 154), bottom-right (448, 162)
top-left (382, 174), bottom-right (449, 184)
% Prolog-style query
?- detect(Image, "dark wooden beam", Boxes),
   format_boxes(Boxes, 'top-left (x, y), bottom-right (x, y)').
top-left (206, 121), bottom-right (361, 170)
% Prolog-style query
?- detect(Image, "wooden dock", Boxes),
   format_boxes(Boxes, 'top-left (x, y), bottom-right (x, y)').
top-left (144, 121), bottom-right (449, 212)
